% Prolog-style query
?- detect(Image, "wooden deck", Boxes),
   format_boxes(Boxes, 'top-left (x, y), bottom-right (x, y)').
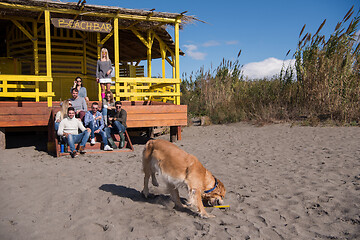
top-left (0, 101), bottom-right (187, 154)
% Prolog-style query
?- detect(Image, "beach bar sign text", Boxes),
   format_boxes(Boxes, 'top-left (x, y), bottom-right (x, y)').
top-left (51, 18), bottom-right (112, 33)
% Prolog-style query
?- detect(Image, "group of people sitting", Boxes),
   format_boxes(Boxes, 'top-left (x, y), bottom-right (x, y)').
top-left (54, 76), bottom-right (127, 158)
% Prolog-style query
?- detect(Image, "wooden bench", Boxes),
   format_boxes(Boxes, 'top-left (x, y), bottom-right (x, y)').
top-left (0, 104), bottom-right (52, 150)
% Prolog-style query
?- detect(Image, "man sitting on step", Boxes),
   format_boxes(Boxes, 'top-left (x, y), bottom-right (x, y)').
top-left (84, 102), bottom-right (113, 151)
top-left (57, 107), bottom-right (91, 158)
top-left (69, 88), bottom-right (87, 121)
top-left (106, 101), bottom-right (127, 148)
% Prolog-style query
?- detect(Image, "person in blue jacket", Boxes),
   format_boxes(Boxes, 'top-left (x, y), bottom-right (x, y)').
top-left (84, 102), bottom-right (113, 151)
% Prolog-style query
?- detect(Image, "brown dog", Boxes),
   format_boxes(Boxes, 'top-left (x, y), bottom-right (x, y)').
top-left (142, 139), bottom-right (226, 218)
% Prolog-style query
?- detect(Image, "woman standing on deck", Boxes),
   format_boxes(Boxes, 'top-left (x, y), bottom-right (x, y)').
top-left (96, 48), bottom-right (113, 100)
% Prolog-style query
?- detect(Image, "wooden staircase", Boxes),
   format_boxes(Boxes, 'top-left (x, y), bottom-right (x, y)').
top-left (55, 130), bottom-right (134, 157)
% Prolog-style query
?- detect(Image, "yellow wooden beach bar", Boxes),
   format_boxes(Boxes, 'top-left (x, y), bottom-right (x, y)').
top-left (0, 0), bottom-right (193, 153)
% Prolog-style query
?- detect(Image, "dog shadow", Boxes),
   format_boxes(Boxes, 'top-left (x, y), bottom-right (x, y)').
top-left (99, 184), bottom-right (196, 216)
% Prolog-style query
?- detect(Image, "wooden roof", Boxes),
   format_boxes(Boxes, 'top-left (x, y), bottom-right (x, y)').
top-left (0, 0), bottom-right (199, 61)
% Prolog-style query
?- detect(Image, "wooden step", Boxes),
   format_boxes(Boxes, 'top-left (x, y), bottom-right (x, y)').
top-left (54, 130), bottom-right (133, 157)
top-left (58, 142), bottom-right (133, 156)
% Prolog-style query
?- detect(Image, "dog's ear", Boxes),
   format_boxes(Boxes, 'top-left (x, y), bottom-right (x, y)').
top-left (216, 179), bottom-right (226, 197)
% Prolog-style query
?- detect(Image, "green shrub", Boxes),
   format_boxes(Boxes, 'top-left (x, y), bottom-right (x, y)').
top-left (181, 7), bottom-right (360, 125)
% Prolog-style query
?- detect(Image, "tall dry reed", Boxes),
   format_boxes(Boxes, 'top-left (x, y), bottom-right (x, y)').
top-left (294, 6), bottom-right (360, 122)
top-left (181, 6), bottom-right (360, 124)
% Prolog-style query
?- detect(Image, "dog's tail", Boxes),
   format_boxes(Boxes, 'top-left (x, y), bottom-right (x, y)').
top-left (142, 140), bottom-right (155, 172)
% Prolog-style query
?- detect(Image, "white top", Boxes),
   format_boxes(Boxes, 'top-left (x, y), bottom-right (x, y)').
top-left (55, 111), bottom-right (62, 122)
top-left (57, 117), bottom-right (86, 136)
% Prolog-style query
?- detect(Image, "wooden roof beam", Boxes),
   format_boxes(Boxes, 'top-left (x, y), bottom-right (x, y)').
top-left (73, 0), bottom-right (86, 23)
top-left (150, 30), bottom-right (174, 56)
top-left (100, 30), bottom-right (114, 45)
top-left (130, 28), bottom-right (149, 48)
top-left (0, 15), bottom-right (37, 22)
top-left (37, 11), bottom-right (43, 21)
top-left (11, 20), bottom-right (34, 42)
top-left (0, 2), bottom-right (181, 24)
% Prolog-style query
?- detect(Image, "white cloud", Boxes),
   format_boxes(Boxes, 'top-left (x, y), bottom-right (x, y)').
top-left (202, 40), bottom-right (220, 47)
top-left (226, 40), bottom-right (239, 45)
top-left (242, 57), bottom-right (295, 79)
top-left (183, 44), bottom-right (206, 60)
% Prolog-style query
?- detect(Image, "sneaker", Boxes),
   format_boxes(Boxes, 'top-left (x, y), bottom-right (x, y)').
top-left (79, 146), bottom-right (86, 154)
top-left (70, 150), bottom-right (77, 158)
top-left (104, 145), bottom-right (113, 151)
top-left (90, 138), bottom-right (96, 145)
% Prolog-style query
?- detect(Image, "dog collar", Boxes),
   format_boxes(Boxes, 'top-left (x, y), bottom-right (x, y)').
top-left (204, 178), bottom-right (218, 194)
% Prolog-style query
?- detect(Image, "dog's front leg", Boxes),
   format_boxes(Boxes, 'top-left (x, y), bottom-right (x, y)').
top-left (194, 190), bottom-right (214, 218)
top-left (168, 184), bottom-right (186, 208)
top-left (187, 189), bottom-right (197, 207)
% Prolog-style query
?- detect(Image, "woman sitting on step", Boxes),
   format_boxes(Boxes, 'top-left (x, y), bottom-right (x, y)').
top-left (55, 100), bottom-right (71, 131)
top-left (101, 91), bottom-right (115, 126)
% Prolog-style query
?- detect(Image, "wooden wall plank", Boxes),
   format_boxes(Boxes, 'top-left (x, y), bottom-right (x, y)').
top-left (128, 113), bottom-right (186, 121)
top-left (127, 119), bottom-right (187, 128)
top-left (123, 105), bottom-right (187, 113)
top-left (0, 121), bottom-right (49, 127)
top-left (0, 107), bottom-right (51, 115)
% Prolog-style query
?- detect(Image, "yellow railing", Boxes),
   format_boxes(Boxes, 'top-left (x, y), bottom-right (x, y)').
top-left (0, 75), bottom-right (54, 106)
top-left (99, 77), bottom-right (181, 104)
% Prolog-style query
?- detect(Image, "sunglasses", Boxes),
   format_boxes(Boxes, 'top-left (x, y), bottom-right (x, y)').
top-left (116, 106), bottom-right (121, 108)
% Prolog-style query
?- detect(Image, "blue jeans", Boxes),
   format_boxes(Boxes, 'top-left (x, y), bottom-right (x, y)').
top-left (102, 108), bottom-right (108, 126)
top-left (54, 122), bottom-right (60, 131)
top-left (65, 131), bottom-right (90, 152)
top-left (87, 121), bottom-right (108, 146)
top-left (105, 121), bottom-right (126, 137)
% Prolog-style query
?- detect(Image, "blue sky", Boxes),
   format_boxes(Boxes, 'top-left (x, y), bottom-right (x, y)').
top-left (86, 0), bottom-right (360, 79)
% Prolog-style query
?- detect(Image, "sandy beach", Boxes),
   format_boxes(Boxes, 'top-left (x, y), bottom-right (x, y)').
top-left (0, 123), bottom-right (359, 239)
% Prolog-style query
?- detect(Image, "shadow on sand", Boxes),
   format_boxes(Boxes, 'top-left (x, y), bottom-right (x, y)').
top-left (99, 184), bottom-right (196, 216)
top-left (6, 131), bottom-right (48, 152)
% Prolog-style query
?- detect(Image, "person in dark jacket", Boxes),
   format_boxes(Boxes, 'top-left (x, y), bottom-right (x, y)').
top-left (105, 101), bottom-right (127, 148)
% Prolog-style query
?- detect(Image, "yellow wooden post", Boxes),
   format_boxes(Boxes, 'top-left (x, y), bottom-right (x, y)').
top-left (147, 31), bottom-right (154, 102)
top-left (97, 32), bottom-right (101, 58)
top-left (83, 32), bottom-right (87, 75)
top-left (160, 42), bottom-right (167, 102)
top-left (33, 21), bottom-right (39, 102)
top-left (45, 10), bottom-right (52, 107)
top-left (174, 20), bottom-right (180, 105)
top-left (147, 31), bottom-right (152, 78)
top-left (160, 42), bottom-right (166, 78)
top-left (3, 80), bottom-right (7, 95)
top-left (97, 32), bottom-right (101, 100)
top-left (114, 17), bottom-right (120, 101)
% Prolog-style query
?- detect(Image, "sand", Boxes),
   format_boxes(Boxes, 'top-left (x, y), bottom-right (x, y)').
top-left (0, 123), bottom-right (359, 239)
